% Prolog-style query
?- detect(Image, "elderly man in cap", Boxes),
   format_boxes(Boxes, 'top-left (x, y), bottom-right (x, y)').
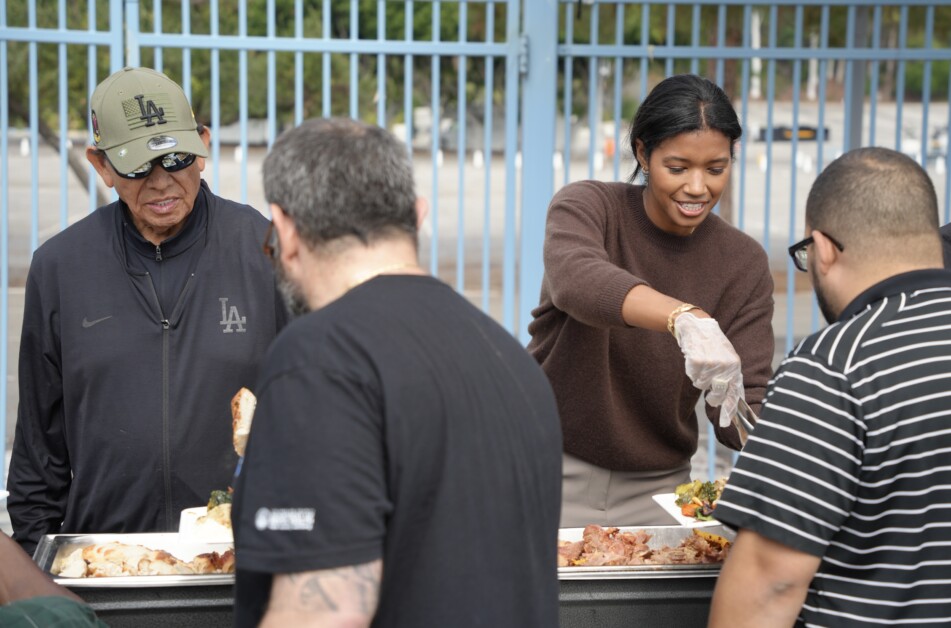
top-left (8, 66), bottom-right (287, 555)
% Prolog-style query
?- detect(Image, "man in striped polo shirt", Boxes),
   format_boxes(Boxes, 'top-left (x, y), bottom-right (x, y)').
top-left (709, 147), bottom-right (951, 627)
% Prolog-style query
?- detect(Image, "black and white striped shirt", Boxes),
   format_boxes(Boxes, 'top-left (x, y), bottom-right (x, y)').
top-left (715, 269), bottom-right (951, 627)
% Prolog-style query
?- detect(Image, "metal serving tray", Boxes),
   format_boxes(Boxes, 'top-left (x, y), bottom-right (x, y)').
top-left (34, 532), bottom-right (236, 588)
top-left (557, 524), bottom-right (733, 581)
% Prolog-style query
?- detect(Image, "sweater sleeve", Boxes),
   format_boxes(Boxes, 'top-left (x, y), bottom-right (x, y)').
top-left (705, 257), bottom-right (775, 450)
top-left (542, 182), bottom-right (647, 328)
top-left (7, 262), bottom-right (70, 556)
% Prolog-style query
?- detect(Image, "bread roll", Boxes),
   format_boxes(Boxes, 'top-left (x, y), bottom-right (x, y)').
top-left (231, 387), bottom-right (257, 457)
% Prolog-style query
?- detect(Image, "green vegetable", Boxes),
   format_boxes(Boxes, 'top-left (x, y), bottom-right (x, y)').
top-left (207, 489), bottom-right (233, 509)
top-left (673, 479), bottom-right (727, 519)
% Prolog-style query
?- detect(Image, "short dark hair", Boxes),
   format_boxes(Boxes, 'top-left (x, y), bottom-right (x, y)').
top-left (628, 74), bottom-right (742, 182)
top-left (263, 117), bottom-right (417, 249)
top-left (806, 147), bottom-right (938, 254)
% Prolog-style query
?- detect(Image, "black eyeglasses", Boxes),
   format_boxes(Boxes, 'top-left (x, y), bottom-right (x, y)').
top-left (262, 221), bottom-right (278, 260)
top-left (107, 152), bottom-right (197, 180)
top-left (788, 232), bottom-right (845, 272)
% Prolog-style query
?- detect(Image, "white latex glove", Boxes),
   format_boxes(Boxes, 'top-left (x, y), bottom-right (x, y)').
top-left (673, 312), bottom-right (744, 428)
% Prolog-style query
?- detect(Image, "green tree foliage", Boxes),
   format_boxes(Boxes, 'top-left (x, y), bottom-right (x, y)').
top-left (3, 0), bottom-right (949, 135)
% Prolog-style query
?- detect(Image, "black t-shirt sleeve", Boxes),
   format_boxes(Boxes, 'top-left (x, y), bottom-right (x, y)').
top-left (234, 364), bottom-right (390, 574)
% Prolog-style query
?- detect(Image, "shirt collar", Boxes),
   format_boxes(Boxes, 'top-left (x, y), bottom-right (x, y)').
top-left (839, 268), bottom-right (951, 321)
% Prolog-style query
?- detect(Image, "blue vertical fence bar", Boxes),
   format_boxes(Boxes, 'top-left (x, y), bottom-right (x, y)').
top-left (210, 0), bottom-right (221, 192)
top-left (349, 0), bottom-right (358, 119)
top-left (665, 5), bottom-right (674, 77)
top-left (612, 6), bottom-right (624, 182)
top-left (764, 3), bottom-right (776, 281)
top-left (502, 0), bottom-right (519, 333)
top-left (690, 4), bottom-right (700, 76)
top-left (181, 0), bottom-right (191, 103)
top-left (153, 0), bottom-right (162, 70)
top-left (587, 5), bottom-right (599, 179)
top-left (785, 5), bottom-right (803, 363)
top-left (457, 3), bottom-right (468, 292)
top-left (869, 5), bottom-right (881, 146)
top-left (519, 0), bottom-right (555, 340)
top-left (124, 0), bottom-right (139, 66)
top-left (811, 3), bottom-right (830, 334)
top-left (238, 0), bottom-right (249, 203)
top-left (738, 4), bottom-right (751, 233)
top-left (715, 4), bottom-right (725, 88)
top-left (294, 0), bottom-right (303, 126)
top-left (895, 4), bottom-right (907, 151)
top-left (322, 0), bottom-right (330, 118)
top-left (58, 0), bottom-right (68, 231)
top-left (639, 3), bottom-right (648, 116)
top-left (842, 5), bottom-right (856, 151)
top-left (482, 2), bottom-right (496, 313)
top-left (430, 1), bottom-right (441, 277)
top-left (267, 0), bottom-right (277, 150)
top-left (377, 0), bottom-right (386, 128)
top-left (403, 1), bottom-right (414, 152)
top-left (87, 2), bottom-right (98, 214)
top-left (28, 1), bottom-right (38, 254)
top-left (920, 6), bottom-right (934, 168)
top-left (561, 5), bottom-right (573, 186)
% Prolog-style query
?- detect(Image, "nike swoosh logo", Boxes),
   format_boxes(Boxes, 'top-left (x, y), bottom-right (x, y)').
top-left (82, 315), bottom-right (113, 328)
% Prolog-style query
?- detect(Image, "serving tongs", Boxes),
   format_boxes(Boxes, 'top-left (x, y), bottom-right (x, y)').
top-left (731, 398), bottom-right (758, 446)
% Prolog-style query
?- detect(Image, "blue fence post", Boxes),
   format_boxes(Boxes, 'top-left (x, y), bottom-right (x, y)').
top-left (518, 0), bottom-right (558, 343)
top-left (123, 0), bottom-right (139, 68)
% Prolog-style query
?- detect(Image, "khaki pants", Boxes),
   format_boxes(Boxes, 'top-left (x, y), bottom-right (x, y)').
top-left (560, 453), bottom-right (692, 528)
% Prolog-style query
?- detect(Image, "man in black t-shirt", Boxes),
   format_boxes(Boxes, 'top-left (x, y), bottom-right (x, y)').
top-left (232, 118), bottom-right (563, 627)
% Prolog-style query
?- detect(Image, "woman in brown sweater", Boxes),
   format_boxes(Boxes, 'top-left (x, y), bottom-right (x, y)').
top-left (528, 75), bottom-right (775, 526)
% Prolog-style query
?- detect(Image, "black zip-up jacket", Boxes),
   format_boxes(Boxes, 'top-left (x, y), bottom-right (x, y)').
top-left (9, 182), bottom-right (287, 555)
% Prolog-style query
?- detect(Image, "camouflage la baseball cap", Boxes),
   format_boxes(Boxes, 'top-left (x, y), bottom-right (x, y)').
top-left (90, 67), bottom-right (208, 175)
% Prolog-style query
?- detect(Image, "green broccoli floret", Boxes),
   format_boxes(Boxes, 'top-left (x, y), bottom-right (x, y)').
top-left (697, 481), bottom-right (720, 504)
top-left (207, 489), bottom-right (233, 509)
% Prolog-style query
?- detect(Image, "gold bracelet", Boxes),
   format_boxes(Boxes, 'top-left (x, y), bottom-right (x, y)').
top-left (667, 303), bottom-right (701, 336)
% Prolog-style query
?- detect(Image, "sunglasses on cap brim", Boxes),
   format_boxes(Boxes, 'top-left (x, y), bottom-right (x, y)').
top-left (106, 152), bottom-right (197, 180)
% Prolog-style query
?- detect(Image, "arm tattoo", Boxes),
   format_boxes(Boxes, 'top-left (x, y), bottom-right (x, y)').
top-left (295, 573), bottom-right (338, 612)
top-left (269, 559), bottom-right (383, 618)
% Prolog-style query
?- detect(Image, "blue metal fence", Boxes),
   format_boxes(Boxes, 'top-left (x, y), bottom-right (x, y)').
top-left (1, 1), bottom-right (950, 486)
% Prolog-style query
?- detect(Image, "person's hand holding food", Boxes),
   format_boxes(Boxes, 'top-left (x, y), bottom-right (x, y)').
top-left (672, 311), bottom-right (743, 427)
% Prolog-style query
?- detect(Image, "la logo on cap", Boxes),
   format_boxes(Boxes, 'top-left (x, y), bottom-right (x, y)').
top-left (134, 94), bottom-right (167, 127)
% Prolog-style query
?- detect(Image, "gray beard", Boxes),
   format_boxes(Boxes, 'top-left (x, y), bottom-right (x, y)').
top-left (274, 250), bottom-right (310, 317)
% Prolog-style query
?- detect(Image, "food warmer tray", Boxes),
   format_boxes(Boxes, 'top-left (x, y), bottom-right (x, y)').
top-left (34, 532), bottom-right (235, 588)
top-left (557, 524), bottom-right (733, 581)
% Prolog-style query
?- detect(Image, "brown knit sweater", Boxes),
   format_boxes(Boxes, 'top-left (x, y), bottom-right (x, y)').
top-left (527, 180), bottom-right (775, 472)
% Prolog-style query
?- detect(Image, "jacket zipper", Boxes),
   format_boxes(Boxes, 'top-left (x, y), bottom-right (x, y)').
top-left (145, 272), bottom-right (174, 531)
top-left (161, 317), bottom-right (171, 530)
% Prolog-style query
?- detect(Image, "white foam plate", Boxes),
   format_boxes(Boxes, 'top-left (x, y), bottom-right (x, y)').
top-left (652, 493), bottom-right (720, 527)
top-left (178, 506), bottom-right (233, 543)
